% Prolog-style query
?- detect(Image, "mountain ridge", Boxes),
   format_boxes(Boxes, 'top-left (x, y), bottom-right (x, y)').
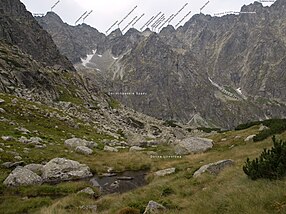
top-left (36, 0), bottom-right (286, 128)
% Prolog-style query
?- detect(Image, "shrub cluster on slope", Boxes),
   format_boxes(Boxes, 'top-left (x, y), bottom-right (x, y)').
top-left (243, 136), bottom-right (286, 180)
top-left (235, 119), bottom-right (286, 142)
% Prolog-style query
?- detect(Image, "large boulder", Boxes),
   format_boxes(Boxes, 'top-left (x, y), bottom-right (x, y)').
top-left (155, 168), bottom-right (176, 177)
top-left (64, 138), bottom-right (97, 149)
top-left (42, 158), bottom-right (92, 182)
top-left (193, 159), bottom-right (234, 178)
top-left (3, 166), bottom-right (43, 186)
top-left (175, 137), bottom-right (213, 155)
top-left (143, 201), bottom-right (166, 214)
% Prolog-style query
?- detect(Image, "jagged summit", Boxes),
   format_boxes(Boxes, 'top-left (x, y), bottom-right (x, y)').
top-left (0, 0), bottom-right (74, 70)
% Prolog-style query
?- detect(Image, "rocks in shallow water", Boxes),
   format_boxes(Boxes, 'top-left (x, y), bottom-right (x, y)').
top-left (3, 167), bottom-right (43, 186)
top-left (101, 173), bottom-right (117, 177)
top-left (193, 159), bottom-right (234, 178)
top-left (175, 137), bottom-right (213, 155)
top-left (0, 108), bottom-right (5, 113)
top-left (155, 168), bottom-right (176, 177)
top-left (90, 178), bottom-right (102, 189)
top-left (244, 135), bottom-right (256, 142)
top-left (42, 158), bottom-right (93, 182)
top-left (143, 201), bottom-right (166, 214)
top-left (129, 146), bottom-right (145, 152)
top-left (75, 146), bottom-right (93, 155)
top-left (104, 145), bottom-right (118, 152)
top-left (64, 138), bottom-right (97, 149)
top-left (117, 176), bottom-right (133, 180)
top-left (0, 98), bottom-right (5, 104)
top-left (0, 148), bottom-right (3, 152)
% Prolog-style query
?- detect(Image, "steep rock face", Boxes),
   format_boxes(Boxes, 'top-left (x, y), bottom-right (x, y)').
top-left (0, 0), bottom-right (74, 70)
top-left (174, 0), bottom-right (286, 102)
top-left (36, 12), bottom-right (106, 64)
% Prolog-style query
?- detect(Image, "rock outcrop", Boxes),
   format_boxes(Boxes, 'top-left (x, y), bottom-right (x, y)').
top-left (143, 201), bottom-right (166, 214)
top-left (37, 0), bottom-right (286, 128)
top-left (42, 158), bottom-right (92, 182)
top-left (175, 137), bottom-right (213, 155)
top-left (0, 0), bottom-right (74, 70)
top-left (193, 159), bottom-right (235, 178)
top-left (3, 166), bottom-right (43, 186)
top-left (154, 168), bottom-right (176, 177)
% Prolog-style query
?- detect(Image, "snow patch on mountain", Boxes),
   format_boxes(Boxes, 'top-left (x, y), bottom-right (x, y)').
top-left (81, 50), bottom-right (97, 66)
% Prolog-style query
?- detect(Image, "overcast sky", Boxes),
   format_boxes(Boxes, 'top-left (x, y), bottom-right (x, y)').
top-left (20, 0), bottom-right (275, 34)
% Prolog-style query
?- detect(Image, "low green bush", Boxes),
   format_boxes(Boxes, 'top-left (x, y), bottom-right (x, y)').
top-left (243, 136), bottom-right (286, 180)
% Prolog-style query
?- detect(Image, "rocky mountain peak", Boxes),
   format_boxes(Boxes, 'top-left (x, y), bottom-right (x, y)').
top-left (107, 28), bottom-right (122, 40)
top-left (0, 0), bottom-right (74, 70)
top-left (43, 11), bottom-right (64, 24)
top-left (0, 0), bottom-right (27, 16)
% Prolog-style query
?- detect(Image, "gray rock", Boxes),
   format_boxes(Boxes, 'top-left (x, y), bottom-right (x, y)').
top-left (110, 180), bottom-right (119, 189)
top-left (117, 176), bottom-right (133, 180)
top-left (143, 201), bottom-right (166, 214)
top-left (155, 168), bottom-right (176, 177)
top-left (42, 158), bottom-right (93, 182)
top-left (90, 178), bottom-right (102, 190)
top-left (3, 167), bottom-right (43, 186)
top-left (244, 135), bottom-right (256, 142)
top-left (0, 148), bottom-right (4, 152)
top-left (75, 146), bottom-right (93, 155)
top-left (193, 159), bottom-right (235, 178)
top-left (18, 136), bottom-right (29, 144)
top-left (77, 187), bottom-right (95, 196)
top-left (64, 138), bottom-right (97, 149)
top-left (6, 151), bottom-right (19, 156)
top-left (101, 173), bottom-right (117, 177)
top-left (16, 127), bottom-right (30, 134)
top-left (24, 164), bottom-right (44, 176)
top-left (259, 125), bottom-right (269, 131)
top-left (147, 151), bottom-right (158, 156)
top-left (0, 108), bottom-right (5, 113)
top-left (14, 156), bottom-right (22, 160)
top-left (175, 137), bottom-right (213, 155)
top-left (79, 205), bottom-right (97, 213)
top-left (29, 137), bottom-right (43, 144)
top-left (35, 144), bottom-right (47, 149)
top-left (2, 161), bottom-right (24, 169)
top-left (1, 136), bottom-right (13, 141)
top-left (104, 145), bottom-right (118, 152)
top-left (11, 98), bottom-right (18, 104)
top-left (0, 98), bottom-right (5, 104)
top-left (129, 146), bottom-right (145, 152)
